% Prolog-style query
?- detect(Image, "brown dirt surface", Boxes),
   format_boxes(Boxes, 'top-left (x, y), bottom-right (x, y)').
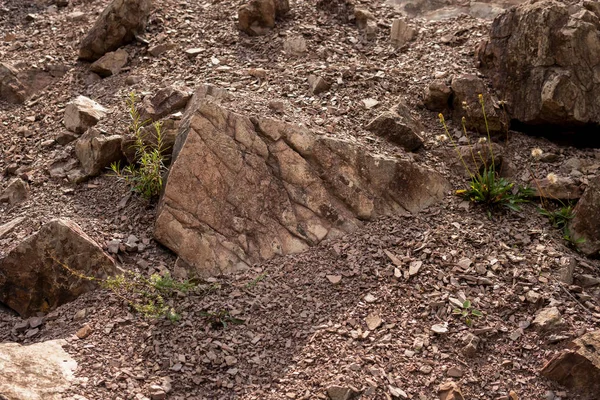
top-left (1, 0), bottom-right (600, 399)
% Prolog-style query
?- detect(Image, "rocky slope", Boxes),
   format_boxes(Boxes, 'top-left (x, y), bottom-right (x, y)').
top-left (1, 0), bottom-right (600, 399)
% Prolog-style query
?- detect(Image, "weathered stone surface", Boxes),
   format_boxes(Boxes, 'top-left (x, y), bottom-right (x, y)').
top-left (138, 86), bottom-right (192, 122)
top-left (64, 96), bottom-right (108, 134)
top-left (424, 80), bottom-right (452, 112)
top-left (354, 7), bottom-right (374, 29)
top-left (308, 75), bottom-right (331, 95)
top-left (0, 178), bottom-right (29, 206)
top-left (0, 63), bottom-right (55, 104)
top-left (569, 176), bottom-right (600, 256)
top-left (451, 74), bottom-right (504, 134)
top-left (478, 0), bottom-right (600, 129)
top-left (531, 176), bottom-right (584, 200)
top-left (0, 219), bottom-right (116, 317)
top-left (0, 340), bottom-right (77, 400)
top-left (155, 89), bottom-right (449, 276)
top-left (79, 0), bottom-right (151, 61)
top-left (0, 217), bottom-right (26, 239)
top-left (390, 19), bottom-right (416, 48)
top-left (90, 48), bottom-right (128, 77)
top-left (75, 128), bottom-right (124, 177)
top-left (283, 36), bottom-right (307, 55)
top-left (366, 103), bottom-right (425, 151)
top-left (238, 0), bottom-right (289, 36)
top-left (0, 63), bottom-right (27, 104)
top-left (438, 381), bottom-right (464, 400)
top-left (541, 330), bottom-right (600, 396)
top-left (532, 306), bottom-right (563, 332)
top-left (326, 385), bottom-right (362, 400)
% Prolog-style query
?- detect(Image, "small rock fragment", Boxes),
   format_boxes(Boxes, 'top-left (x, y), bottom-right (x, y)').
top-left (365, 312), bottom-right (382, 331)
top-left (90, 49), bottom-right (128, 77)
top-left (64, 96), bottom-right (108, 134)
top-left (76, 324), bottom-right (93, 339)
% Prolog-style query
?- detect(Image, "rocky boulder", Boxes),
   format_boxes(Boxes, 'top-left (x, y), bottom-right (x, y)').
top-left (569, 176), bottom-right (600, 256)
top-left (0, 340), bottom-right (78, 400)
top-left (0, 178), bottom-right (29, 206)
top-left (451, 74), bottom-right (504, 134)
top-left (90, 48), bottom-right (129, 77)
top-left (541, 330), bottom-right (600, 396)
top-left (74, 128), bottom-right (124, 177)
top-left (0, 62), bottom-right (56, 104)
top-left (366, 102), bottom-right (424, 151)
top-left (424, 80), bottom-right (452, 112)
top-left (0, 219), bottom-right (116, 317)
top-left (390, 19), bottom-right (417, 48)
top-left (154, 88), bottom-right (449, 276)
top-left (138, 85), bottom-right (192, 122)
top-left (478, 0), bottom-right (600, 129)
top-left (79, 0), bottom-right (152, 61)
top-left (238, 0), bottom-right (289, 36)
top-left (64, 96), bottom-right (108, 134)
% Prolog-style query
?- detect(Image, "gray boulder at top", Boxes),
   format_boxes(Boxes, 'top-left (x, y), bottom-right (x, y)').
top-left (79, 0), bottom-right (152, 61)
top-left (0, 340), bottom-right (78, 400)
top-left (569, 176), bottom-right (600, 256)
top-left (0, 219), bottom-right (116, 317)
top-left (478, 0), bottom-right (600, 128)
top-left (154, 87), bottom-right (449, 276)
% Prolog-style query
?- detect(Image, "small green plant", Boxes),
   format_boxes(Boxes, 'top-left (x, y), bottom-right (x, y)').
top-left (452, 299), bottom-right (483, 327)
top-left (245, 272), bottom-right (268, 288)
top-left (538, 203), bottom-right (584, 246)
top-left (111, 92), bottom-right (167, 200)
top-left (200, 310), bottom-right (245, 329)
top-left (50, 252), bottom-right (195, 321)
top-left (439, 95), bottom-right (531, 216)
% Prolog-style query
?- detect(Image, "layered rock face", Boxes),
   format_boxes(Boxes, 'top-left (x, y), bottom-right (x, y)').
top-left (154, 88), bottom-right (449, 276)
top-left (478, 0), bottom-right (600, 128)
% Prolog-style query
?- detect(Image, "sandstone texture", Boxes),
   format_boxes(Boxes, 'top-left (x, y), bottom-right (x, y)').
top-left (155, 88), bottom-right (449, 276)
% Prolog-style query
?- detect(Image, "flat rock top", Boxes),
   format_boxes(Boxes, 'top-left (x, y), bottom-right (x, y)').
top-left (393, 0), bottom-right (528, 20)
top-left (0, 339), bottom-right (77, 400)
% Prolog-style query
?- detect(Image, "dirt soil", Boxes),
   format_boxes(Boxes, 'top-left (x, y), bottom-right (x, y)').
top-left (1, 0), bottom-right (600, 399)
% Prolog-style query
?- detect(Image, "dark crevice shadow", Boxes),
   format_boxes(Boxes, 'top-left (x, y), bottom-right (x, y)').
top-left (510, 120), bottom-right (600, 149)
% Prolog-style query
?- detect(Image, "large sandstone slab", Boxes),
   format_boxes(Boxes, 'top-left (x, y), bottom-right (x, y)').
top-left (155, 88), bottom-right (449, 276)
top-left (79, 0), bottom-right (151, 61)
top-left (0, 340), bottom-right (77, 400)
top-left (0, 219), bottom-right (116, 317)
top-left (478, 0), bottom-right (600, 129)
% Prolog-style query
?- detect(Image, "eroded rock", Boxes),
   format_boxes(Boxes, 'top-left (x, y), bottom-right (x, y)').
top-left (390, 19), bottom-right (417, 48)
top-left (570, 176), bottom-right (600, 256)
top-left (424, 80), bottom-right (452, 112)
top-left (0, 178), bottom-right (29, 206)
top-left (366, 103), bottom-right (424, 151)
top-left (79, 0), bottom-right (152, 61)
top-left (0, 219), bottom-right (116, 317)
top-left (0, 62), bottom-right (56, 104)
top-left (451, 74), bottom-right (504, 134)
top-left (75, 128), bottom-right (124, 177)
top-left (541, 330), bottom-right (600, 396)
top-left (0, 340), bottom-right (77, 400)
top-left (64, 96), bottom-right (108, 134)
top-left (138, 86), bottom-right (192, 122)
top-left (238, 0), bottom-right (289, 36)
top-left (478, 0), bottom-right (600, 129)
top-left (90, 48), bottom-right (129, 77)
top-left (154, 88), bottom-right (449, 276)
